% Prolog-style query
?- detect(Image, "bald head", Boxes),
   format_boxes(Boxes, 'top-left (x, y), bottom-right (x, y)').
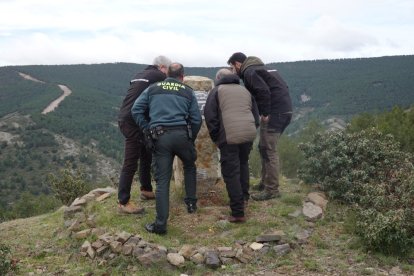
top-left (167, 63), bottom-right (184, 80)
top-left (215, 68), bottom-right (233, 81)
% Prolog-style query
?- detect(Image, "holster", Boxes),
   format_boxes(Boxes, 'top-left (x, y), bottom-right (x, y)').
top-left (143, 129), bottom-right (155, 151)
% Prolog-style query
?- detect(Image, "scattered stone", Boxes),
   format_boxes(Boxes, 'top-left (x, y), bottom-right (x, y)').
top-left (86, 246), bottom-right (96, 259)
top-left (63, 206), bottom-right (82, 219)
top-left (306, 192), bottom-right (328, 210)
top-left (96, 192), bottom-right (111, 202)
top-left (256, 230), bottom-right (286, 243)
top-left (74, 229), bottom-right (91, 239)
top-left (205, 251), bottom-right (221, 269)
top-left (64, 219), bottom-right (75, 228)
top-left (167, 253), bottom-right (185, 267)
top-left (196, 247), bottom-right (208, 255)
top-left (133, 247), bottom-right (145, 258)
top-left (73, 212), bottom-right (87, 223)
top-left (137, 250), bottom-right (167, 266)
top-left (236, 247), bottom-right (255, 264)
top-left (259, 245), bottom-right (270, 255)
top-left (99, 233), bottom-right (114, 245)
top-left (125, 236), bottom-right (141, 246)
top-left (96, 246), bottom-right (109, 256)
top-left (288, 209), bottom-right (302, 218)
top-left (81, 193), bottom-right (96, 202)
top-left (137, 240), bottom-right (147, 248)
top-left (90, 187), bottom-right (117, 196)
top-left (122, 244), bottom-right (134, 256)
top-left (218, 248), bottom-right (236, 258)
top-left (302, 202), bottom-right (323, 221)
top-left (81, 241), bottom-right (91, 252)
top-left (389, 266), bottom-right (403, 276)
top-left (249, 242), bottom-right (264, 251)
top-left (220, 257), bottom-right (234, 265)
top-left (115, 231), bottom-right (132, 244)
top-left (90, 228), bottom-right (105, 236)
top-left (273, 243), bottom-right (291, 256)
top-left (295, 229), bottom-right (311, 244)
top-left (109, 241), bottom-right (123, 253)
top-left (86, 215), bottom-right (96, 228)
top-left (235, 240), bottom-right (247, 246)
top-left (68, 220), bottom-right (82, 232)
top-left (190, 253), bottom-right (204, 264)
top-left (363, 267), bottom-right (375, 275)
top-left (71, 197), bottom-right (87, 207)
top-left (217, 246), bottom-right (232, 252)
top-left (179, 244), bottom-right (195, 260)
top-left (157, 245), bottom-right (168, 253)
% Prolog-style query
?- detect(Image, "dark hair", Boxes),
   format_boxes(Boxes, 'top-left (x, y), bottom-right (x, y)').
top-left (227, 52), bottom-right (247, 65)
top-left (167, 63), bottom-right (184, 78)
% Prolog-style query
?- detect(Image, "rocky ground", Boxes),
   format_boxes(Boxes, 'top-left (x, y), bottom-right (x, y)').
top-left (0, 178), bottom-right (413, 275)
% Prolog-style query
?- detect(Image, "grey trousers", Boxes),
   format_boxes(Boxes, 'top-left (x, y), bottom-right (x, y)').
top-left (259, 121), bottom-right (281, 194)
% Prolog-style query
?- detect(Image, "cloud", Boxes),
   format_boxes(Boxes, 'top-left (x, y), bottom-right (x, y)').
top-left (0, 0), bottom-right (413, 66)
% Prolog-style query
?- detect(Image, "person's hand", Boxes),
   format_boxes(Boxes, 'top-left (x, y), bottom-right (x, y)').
top-left (261, 115), bottom-right (269, 122)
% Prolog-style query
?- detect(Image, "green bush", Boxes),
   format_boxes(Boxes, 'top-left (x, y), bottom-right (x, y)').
top-left (355, 171), bottom-right (414, 254)
top-left (47, 162), bottom-right (90, 205)
top-left (298, 128), bottom-right (408, 202)
top-left (0, 243), bottom-right (17, 275)
top-left (299, 127), bottom-right (414, 254)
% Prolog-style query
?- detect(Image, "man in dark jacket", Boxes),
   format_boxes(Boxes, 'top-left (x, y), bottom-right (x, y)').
top-left (132, 63), bottom-right (202, 234)
top-left (227, 52), bottom-right (293, 201)
top-left (204, 68), bottom-right (259, 222)
top-left (117, 55), bottom-right (171, 214)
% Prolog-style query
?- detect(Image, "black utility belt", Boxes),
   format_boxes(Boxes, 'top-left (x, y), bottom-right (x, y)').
top-left (150, 125), bottom-right (188, 138)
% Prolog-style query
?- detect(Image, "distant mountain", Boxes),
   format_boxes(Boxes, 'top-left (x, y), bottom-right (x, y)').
top-left (1, 55), bottom-right (414, 217)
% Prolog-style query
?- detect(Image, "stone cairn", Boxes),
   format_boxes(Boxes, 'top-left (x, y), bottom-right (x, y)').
top-left (172, 76), bottom-right (220, 197)
top-left (63, 187), bottom-right (329, 270)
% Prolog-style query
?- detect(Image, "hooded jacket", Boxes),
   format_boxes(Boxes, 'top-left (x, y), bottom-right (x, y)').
top-left (240, 57), bottom-right (292, 117)
top-left (204, 74), bottom-right (259, 147)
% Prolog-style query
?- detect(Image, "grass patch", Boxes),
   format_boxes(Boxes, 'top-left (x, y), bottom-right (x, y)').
top-left (2, 178), bottom-right (414, 275)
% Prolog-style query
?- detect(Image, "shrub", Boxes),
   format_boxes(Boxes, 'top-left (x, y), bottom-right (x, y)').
top-left (355, 170), bottom-right (414, 254)
top-left (47, 162), bottom-right (90, 205)
top-left (299, 127), bottom-right (414, 254)
top-left (0, 243), bottom-right (17, 275)
top-left (298, 128), bottom-right (409, 202)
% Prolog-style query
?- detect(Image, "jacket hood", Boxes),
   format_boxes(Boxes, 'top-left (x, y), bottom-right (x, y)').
top-left (214, 74), bottom-right (240, 86)
top-left (240, 56), bottom-right (264, 74)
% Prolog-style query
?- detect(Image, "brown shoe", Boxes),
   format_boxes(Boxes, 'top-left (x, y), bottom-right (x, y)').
top-left (140, 190), bottom-right (155, 200)
top-left (227, 216), bottom-right (246, 223)
top-left (118, 201), bottom-right (145, 214)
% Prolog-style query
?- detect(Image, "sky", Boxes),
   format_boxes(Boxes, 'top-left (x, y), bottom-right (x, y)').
top-left (0, 0), bottom-right (413, 67)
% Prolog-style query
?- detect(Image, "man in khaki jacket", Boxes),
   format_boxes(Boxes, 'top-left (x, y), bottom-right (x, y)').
top-left (204, 68), bottom-right (259, 222)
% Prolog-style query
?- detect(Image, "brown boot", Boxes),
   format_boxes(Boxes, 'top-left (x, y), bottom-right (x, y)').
top-left (118, 201), bottom-right (145, 214)
top-left (140, 190), bottom-right (155, 200)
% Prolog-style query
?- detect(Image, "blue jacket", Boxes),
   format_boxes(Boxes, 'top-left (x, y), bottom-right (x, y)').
top-left (131, 77), bottom-right (202, 140)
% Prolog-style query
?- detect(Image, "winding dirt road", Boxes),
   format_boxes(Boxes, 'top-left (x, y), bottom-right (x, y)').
top-left (18, 72), bottom-right (72, 114)
top-left (41, 84), bottom-right (72, 114)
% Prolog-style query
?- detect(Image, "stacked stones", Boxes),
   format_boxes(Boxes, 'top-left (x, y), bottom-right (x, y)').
top-left (81, 231), bottom-right (169, 266)
top-left (79, 233), bottom-right (290, 269)
top-left (173, 76), bottom-right (220, 196)
top-left (63, 187), bottom-right (116, 242)
top-left (66, 187), bottom-right (328, 270)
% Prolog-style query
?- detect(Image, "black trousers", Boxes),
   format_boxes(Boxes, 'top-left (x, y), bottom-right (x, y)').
top-left (152, 128), bottom-right (197, 230)
top-left (118, 120), bottom-right (152, 205)
top-left (219, 142), bottom-right (253, 217)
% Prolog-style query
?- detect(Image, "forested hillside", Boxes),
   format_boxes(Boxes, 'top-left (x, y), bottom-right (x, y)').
top-left (1, 55), bottom-right (414, 221)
